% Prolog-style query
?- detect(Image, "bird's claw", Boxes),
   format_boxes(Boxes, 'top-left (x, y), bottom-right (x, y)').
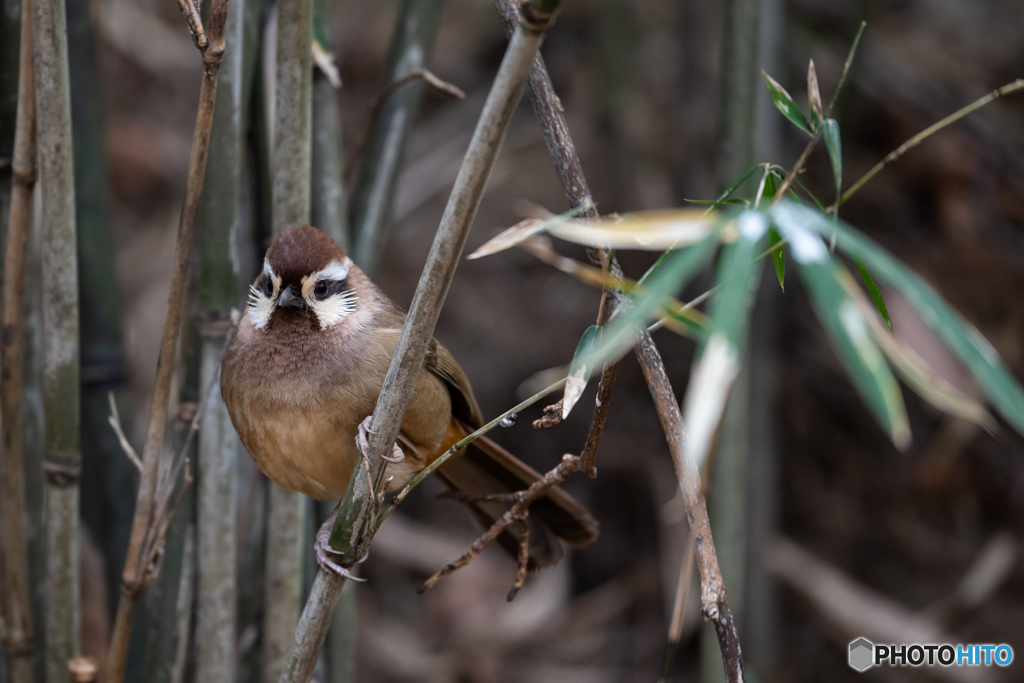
top-left (356, 415), bottom-right (404, 463)
top-left (315, 518), bottom-right (368, 581)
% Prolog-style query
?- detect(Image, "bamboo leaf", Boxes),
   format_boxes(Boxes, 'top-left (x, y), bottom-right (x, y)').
top-left (771, 203), bottom-right (911, 449)
top-left (823, 118), bottom-right (842, 203)
top-left (843, 275), bottom-right (993, 428)
top-left (688, 163), bottom-right (761, 213)
top-left (763, 70), bottom-right (813, 136)
top-left (545, 209), bottom-right (716, 250)
top-left (575, 234), bottom-right (720, 371)
top-left (807, 60), bottom-right (823, 131)
top-left (855, 257), bottom-right (893, 334)
top-left (769, 227), bottom-right (785, 291)
top-left (562, 325), bottom-right (603, 419)
top-left (803, 205), bottom-right (1024, 437)
top-left (682, 211), bottom-right (769, 472)
top-left (468, 202), bottom-right (594, 259)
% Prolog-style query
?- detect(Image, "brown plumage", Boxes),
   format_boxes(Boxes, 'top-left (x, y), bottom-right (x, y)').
top-left (221, 225), bottom-right (598, 570)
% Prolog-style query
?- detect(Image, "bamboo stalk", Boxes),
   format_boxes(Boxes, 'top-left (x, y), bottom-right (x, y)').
top-left (276, 6), bottom-right (564, 681)
top-left (263, 0), bottom-right (313, 680)
top-left (66, 0), bottom-right (134, 618)
top-left (310, 0), bottom-right (348, 251)
top-left (30, 0), bottom-right (83, 677)
top-left (106, 1), bottom-right (231, 680)
top-left (0, 2), bottom-right (36, 681)
top-left (192, 0), bottom-right (255, 678)
top-left (309, 4), bottom-right (355, 679)
top-left (349, 0), bottom-right (445, 275)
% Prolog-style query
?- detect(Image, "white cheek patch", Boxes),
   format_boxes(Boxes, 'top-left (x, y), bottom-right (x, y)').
top-left (309, 290), bottom-right (357, 328)
top-left (248, 261), bottom-right (281, 330)
top-left (305, 258), bottom-right (356, 329)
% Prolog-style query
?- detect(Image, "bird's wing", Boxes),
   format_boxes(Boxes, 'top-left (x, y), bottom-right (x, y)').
top-left (426, 338), bottom-right (485, 428)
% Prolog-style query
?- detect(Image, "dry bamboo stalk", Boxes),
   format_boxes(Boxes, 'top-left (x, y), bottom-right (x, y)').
top-left (106, 1), bottom-right (231, 680)
top-left (263, 0), bottom-right (313, 679)
top-left (275, 5), bottom-right (565, 680)
top-left (0, 2), bottom-right (36, 681)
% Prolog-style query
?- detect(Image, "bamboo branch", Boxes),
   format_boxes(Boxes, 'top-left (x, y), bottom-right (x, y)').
top-left (106, 2), bottom-right (230, 680)
top-left (31, 0), bottom-right (84, 675)
top-left (0, 2), bottom-right (36, 681)
top-left (635, 333), bottom-right (745, 682)
top-left (263, 0), bottom-right (313, 679)
top-left (349, 0), bottom-right (447, 276)
top-left (837, 78), bottom-right (1024, 207)
top-left (276, 6), bottom-right (564, 681)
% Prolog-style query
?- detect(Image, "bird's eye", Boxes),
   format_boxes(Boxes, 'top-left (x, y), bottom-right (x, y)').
top-left (258, 275), bottom-right (273, 297)
top-left (314, 281), bottom-right (328, 298)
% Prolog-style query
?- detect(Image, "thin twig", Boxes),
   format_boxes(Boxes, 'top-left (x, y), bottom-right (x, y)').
top-left (344, 68), bottom-right (464, 185)
top-left (837, 78), bottom-right (1024, 207)
top-left (107, 393), bottom-right (142, 471)
top-left (107, 2), bottom-right (230, 680)
top-left (0, 2), bottom-right (37, 680)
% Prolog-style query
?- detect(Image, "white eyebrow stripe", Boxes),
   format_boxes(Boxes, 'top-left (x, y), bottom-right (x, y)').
top-left (263, 259), bottom-right (275, 278)
top-left (313, 258), bottom-right (351, 282)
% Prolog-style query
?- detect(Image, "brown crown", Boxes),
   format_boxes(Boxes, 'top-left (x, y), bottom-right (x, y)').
top-left (265, 225), bottom-right (347, 286)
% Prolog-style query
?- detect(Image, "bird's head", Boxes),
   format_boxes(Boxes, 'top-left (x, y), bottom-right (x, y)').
top-left (248, 225), bottom-right (358, 331)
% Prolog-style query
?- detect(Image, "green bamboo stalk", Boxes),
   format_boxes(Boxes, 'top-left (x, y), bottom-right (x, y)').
top-left (310, 0), bottom-right (347, 251)
top-left (192, 0), bottom-right (257, 678)
top-left (0, 1), bottom-right (35, 681)
top-left (349, 0), bottom-right (445, 275)
top-left (264, 0), bottom-right (313, 680)
top-left (277, 6), bottom-right (566, 680)
top-left (701, 2), bottom-right (760, 681)
top-left (65, 0), bottom-right (135, 618)
top-left (309, 4), bottom-right (355, 678)
top-left (31, 0), bottom-right (82, 679)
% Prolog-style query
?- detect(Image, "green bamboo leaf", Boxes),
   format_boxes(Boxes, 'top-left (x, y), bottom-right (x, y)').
top-left (842, 275), bottom-right (993, 428)
top-left (763, 70), bottom-right (813, 136)
top-left (770, 203), bottom-right (911, 448)
top-left (769, 227), bottom-right (785, 291)
top-left (823, 118), bottom-right (842, 202)
top-left (682, 211), bottom-right (769, 472)
top-left (801, 205), bottom-right (1024, 437)
top-left (576, 233), bottom-right (720, 371)
top-left (562, 325), bottom-right (603, 419)
top-left (855, 257), bottom-right (893, 334)
top-left (689, 163), bottom-right (762, 214)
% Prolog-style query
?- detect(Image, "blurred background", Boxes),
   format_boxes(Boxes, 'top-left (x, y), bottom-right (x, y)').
top-left (3, 0), bottom-right (1024, 681)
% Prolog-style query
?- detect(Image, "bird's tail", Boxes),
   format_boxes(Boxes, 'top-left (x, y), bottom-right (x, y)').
top-left (433, 420), bottom-right (599, 570)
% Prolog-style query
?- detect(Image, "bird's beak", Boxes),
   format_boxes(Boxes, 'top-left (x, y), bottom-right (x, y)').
top-left (278, 286), bottom-right (308, 311)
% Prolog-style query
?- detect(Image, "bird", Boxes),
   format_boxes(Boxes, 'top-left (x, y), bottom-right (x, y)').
top-left (221, 225), bottom-right (599, 579)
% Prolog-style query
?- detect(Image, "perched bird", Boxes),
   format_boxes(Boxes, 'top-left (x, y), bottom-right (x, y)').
top-left (221, 225), bottom-right (598, 578)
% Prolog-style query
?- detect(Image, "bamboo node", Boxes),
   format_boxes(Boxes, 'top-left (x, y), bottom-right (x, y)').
top-left (519, 0), bottom-right (556, 32)
top-left (42, 458), bottom-right (82, 486)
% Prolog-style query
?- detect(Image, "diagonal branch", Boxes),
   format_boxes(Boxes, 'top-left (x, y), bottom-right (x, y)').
top-left (491, 0), bottom-right (745, 677)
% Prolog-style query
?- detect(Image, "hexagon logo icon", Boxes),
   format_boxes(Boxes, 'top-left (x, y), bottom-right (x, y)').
top-left (849, 638), bottom-right (874, 672)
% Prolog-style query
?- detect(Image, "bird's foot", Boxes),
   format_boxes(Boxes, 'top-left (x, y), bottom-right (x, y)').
top-left (315, 509), bottom-right (368, 581)
top-left (356, 416), bottom-right (405, 463)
